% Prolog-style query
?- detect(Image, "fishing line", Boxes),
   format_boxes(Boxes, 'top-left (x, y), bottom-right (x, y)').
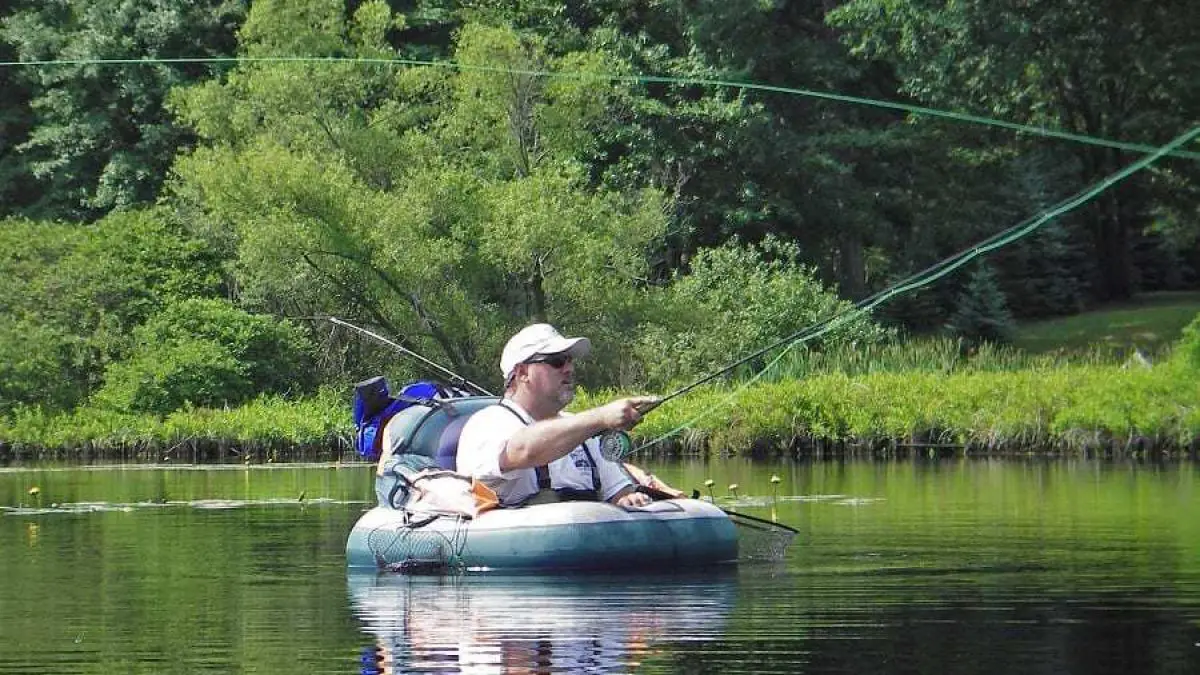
top-left (8, 54), bottom-right (1194, 452)
top-left (2, 55), bottom-right (1197, 161)
top-left (622, 124), bottom-right (1200, 456)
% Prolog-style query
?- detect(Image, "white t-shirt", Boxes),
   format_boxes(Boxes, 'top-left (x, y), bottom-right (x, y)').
top-left (455, 400), bottom-right (633, 506)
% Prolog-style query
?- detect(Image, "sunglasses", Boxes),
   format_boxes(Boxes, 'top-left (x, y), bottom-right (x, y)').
top-left (525, 353), bottom-right (573, 369)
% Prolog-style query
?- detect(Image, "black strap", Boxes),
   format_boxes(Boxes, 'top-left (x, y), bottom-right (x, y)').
top-left (579, 443), bottom-right (602, 493)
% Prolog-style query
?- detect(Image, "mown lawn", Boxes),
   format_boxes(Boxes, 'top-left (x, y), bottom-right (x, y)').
top-left (1013, 291), bottom-right (1200, 355)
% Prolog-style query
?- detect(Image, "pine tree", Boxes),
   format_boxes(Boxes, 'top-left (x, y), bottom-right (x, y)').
top-left (947, 263), bottom-right (1015, 346)
top-left (995, 150), bottom-right (1090, 318)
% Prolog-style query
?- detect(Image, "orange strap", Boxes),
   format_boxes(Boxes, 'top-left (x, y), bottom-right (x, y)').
top-left (471, 479), bottom-right (500, 514)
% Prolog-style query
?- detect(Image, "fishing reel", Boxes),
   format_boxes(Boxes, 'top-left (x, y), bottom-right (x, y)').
top-left (597, 397), bottom-right (662, 461)
top-left (598, 430), bottom-right (636, 462)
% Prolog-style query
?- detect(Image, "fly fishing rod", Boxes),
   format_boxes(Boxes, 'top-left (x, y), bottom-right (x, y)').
top-left (328, 316), bottom-right (493, 396)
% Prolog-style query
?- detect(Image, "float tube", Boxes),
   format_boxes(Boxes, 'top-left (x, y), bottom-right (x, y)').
top-left (346, 395), bottom-right (738, 572)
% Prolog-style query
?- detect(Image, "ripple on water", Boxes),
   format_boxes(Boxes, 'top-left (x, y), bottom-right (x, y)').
top-left (1, 498), bottom-right (361, 517)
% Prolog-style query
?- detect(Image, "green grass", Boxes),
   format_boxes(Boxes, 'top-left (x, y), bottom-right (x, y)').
top-left (1013, 291), bottom-right (1200, 356)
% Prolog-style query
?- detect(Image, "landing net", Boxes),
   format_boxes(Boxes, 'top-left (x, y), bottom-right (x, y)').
top-left (727, 510), bottom-right (797, 563)
top-left (366, 515), bottom-right (470, 574)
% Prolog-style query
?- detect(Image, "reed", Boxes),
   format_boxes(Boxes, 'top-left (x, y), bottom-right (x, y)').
top-left (601, 360), bottom-right (1198, 457)
top-left (0, 388), bottom-right (350, 463)
top-left (2, 360), bottom-right (1196, 461)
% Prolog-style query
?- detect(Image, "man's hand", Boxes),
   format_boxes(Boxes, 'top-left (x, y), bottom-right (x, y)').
top-left (614, 490), bottom-right (652, 508)
top-left (593, 396), bottom-right (661, 430)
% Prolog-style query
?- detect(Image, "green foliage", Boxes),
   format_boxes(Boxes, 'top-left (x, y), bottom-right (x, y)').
top-left (947, 263), bottom-right (1015, 346)
top-left (0, 387), bottom-right (347, 453)
top-left (92, 339), bottom-right (248, 416)
top-left (0, 27), bottom-right (36, 214)
top-left (633, 237), bottom-right (890, 387)
top-left (992, 151), bottom-right (1091, 317)
top-left (93, 299), bottom-right (314, 415)
top-left (574, 361), bottom-right (1199, 455)
top-left (0, 0), bottom-right (247, 219)
top-left (997, 220), bottom-right (1089, 318)
top-left (8, 359), bottom-right (1194, 456)
top-left (169, 7), bottom-right (671, 388)
top-left (0, 320), bottom-right (76, 412)
top-left (3, 0), bottom-right (1198, 427)
top-left (0, 211), bottom-right (223, 407)
top-left (829, 0), bottom-right (1200, 302)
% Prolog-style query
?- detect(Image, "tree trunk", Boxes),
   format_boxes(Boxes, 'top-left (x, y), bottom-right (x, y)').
top-left (1080, 146), bottom-right (1135, 303)
top-left (1094, 199), bottom-right (1133, 302)
top-left (528, 261), bottom-right (547, 322)
top-left (837, 228), bottom-right (867, 300)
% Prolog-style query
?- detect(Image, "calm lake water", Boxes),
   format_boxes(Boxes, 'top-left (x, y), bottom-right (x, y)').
top-left (1, 458), bottom-right (1198, 674)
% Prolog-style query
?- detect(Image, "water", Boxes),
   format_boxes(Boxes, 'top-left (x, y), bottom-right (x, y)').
top-left (1, 458), bottom-right (1198, 674)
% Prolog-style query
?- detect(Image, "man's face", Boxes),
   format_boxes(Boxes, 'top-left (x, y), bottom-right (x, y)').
top-left (519, 352), bottom-right (576, 408)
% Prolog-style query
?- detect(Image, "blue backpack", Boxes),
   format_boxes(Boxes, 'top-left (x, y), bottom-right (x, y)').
top-left (352, 377), bottom-right (467, 461)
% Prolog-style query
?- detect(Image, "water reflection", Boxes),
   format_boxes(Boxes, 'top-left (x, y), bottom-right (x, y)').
top-left (348, 571), bottom-right (737, 674)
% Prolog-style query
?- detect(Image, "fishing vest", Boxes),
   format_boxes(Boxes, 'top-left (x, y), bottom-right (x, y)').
top-left (497, 400), bottom-right (602, 502)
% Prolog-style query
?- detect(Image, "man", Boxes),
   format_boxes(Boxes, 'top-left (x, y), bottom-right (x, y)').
top-left (456, 323), bottom-right (658, 507)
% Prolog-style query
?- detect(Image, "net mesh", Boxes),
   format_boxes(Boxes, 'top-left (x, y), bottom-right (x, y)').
top-left (366, 515), bottom-right (469, 574)
top-left (726, 511), bottom-right (797, 562)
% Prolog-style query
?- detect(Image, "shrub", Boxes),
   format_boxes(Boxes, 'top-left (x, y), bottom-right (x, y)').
top-left (93, 299), bottom-right (314, 414)
top-left (0, 320), bottom-right (79, 411)
top-left (633, 236), bottom-right (890, 387)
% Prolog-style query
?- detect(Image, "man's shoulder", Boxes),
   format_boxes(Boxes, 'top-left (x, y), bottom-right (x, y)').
top-left (462, 402), bottom-right (511, 425)
top-left (459, 403), bottom-right (522, 439)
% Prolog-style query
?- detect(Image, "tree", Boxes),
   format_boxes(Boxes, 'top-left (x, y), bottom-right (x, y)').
top-left (0, 5), bottom-right (37, 215)
top-left (415, 0), bottom-right (910, 298)
top-left (0, 0), bottom-right (246, 220)
top-left (0, 210), bottom-right (223, 407)
top-left (829, 0), bottom-right (1200, 302)
top-left (169, 2), bottom-right (671, 388)
top-left (633, 236), bottom-right (890, 387)
top-left (0, 320), bottom-right (75, 412)
top-left (946, 263), bottom-right (1015, 346)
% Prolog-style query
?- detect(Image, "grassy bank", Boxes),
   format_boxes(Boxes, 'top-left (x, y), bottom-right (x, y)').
top-left (4, 302), bottom-right (1197, 463)
top-left (585, 361), bottom-right (1199, 457)
top-left (2, 358), bottom-right (1196, 462)
top-left (0, 390), bottom-right (350, 464)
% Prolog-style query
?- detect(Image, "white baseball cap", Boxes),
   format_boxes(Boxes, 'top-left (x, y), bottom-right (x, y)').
top-left (500, 323), bottom-right (592, 379)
